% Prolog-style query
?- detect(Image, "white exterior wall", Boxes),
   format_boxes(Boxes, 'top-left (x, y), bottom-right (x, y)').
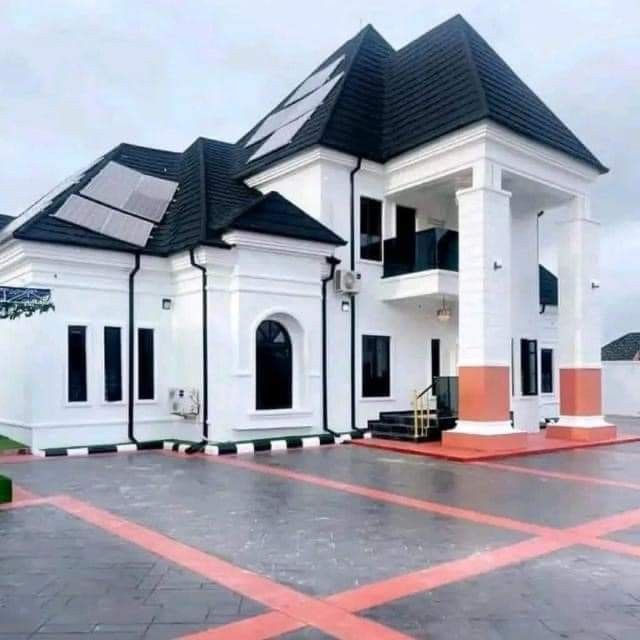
top-left (603, 362), bottom-right (640, 417)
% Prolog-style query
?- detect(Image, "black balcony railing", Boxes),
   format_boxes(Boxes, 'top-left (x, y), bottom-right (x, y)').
top-left (383, 228), bottom-right (459, 278)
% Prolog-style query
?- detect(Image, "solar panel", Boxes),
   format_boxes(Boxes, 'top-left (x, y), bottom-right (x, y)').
top-left (53, 194), bottom-right (153, 247)
top-left (248, 111), bottom-right (314, 162)
top-left (81, 161), bottom-right (178, 222)
top-left (245, 72), bottom-right (344, 147)
top-left (285, 55), bottom-right (345, 105)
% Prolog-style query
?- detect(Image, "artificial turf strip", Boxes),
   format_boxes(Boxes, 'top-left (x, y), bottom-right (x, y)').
top-left (0, 436), bottom-right (26, 451)
top-left (0, 474), bottom-right (12, 503)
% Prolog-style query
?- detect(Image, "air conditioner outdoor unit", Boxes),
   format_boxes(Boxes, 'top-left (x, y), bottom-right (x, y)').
top-left (335, 269), bottom-right (361, 294)
top-left (169, 388), bottom-right (200, 418)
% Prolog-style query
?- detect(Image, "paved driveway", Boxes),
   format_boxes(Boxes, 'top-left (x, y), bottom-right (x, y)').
top-left (2, 430), bottom-right (640, 639)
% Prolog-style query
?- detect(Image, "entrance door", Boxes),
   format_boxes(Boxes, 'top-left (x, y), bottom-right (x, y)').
top-left (396, 206), bottom-right (416, 267)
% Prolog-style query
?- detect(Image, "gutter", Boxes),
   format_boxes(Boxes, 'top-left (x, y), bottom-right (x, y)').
top-left (128, 253), bottom-right (141, 443)
top-left (187, 248), bottom-right (209, 453)
top-left (321, 255), bottom-right (341, 432)
top-left (349, 158), bottom-right (362, 431)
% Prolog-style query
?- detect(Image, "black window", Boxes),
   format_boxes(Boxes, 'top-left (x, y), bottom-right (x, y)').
top-left (68, 325), bottom-right (87, 403)
top-left (138, 328), bottom-right (155, 400)
top-left (431, 338), bottom-right (440, 380)
top-left (256, 320), bottom-right (292, 410)
top-left (104, 327), bottom-right (122, 402)
top-left (541, 348), bottom-right (553, 394)
top-left (362, 335), bottom-right (390, 397)
top-left (360, 197), bottom-right (382, 261)
top-left (520, 339), bottom-right (538, 396)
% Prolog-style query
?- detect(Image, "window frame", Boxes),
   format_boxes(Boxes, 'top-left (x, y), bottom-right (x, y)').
top-left (540, 347), bottom-right (554, 395)
top-left (361, 334), bottom-right (392, 400)
top-left (520, 338), bottom-right (538, 397)
top-left (136, 326), bottom-right (156, 403)
top-left (66, 324), bottom-right (89, 406)
top-left (103, 326), bottom-right (124, 404)
top-left (255, 319), bottom-right (294, 411)
top-left (359, 196), bottom-right (383, 263)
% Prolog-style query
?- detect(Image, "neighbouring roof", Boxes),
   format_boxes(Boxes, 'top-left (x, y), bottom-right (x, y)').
top-left (236, 15), bottom-right (607, 178)
top-left (602, 333), bottom-right (640, 361)
top-left (11, 139), bottom-right (344, 255)
top-left (539, 265), bottom-right (558, 307)
top-left (0, 215), bottom-right (13, 230)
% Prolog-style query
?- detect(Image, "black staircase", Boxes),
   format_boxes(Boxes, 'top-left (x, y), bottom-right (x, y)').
top-left (368, 376), bottom-right (458, 442)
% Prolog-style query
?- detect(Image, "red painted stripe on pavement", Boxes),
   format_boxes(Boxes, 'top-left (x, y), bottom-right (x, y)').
top-left (473, 460), bottom-right (640, 491)
top-left (178, 611), bottom-right (303, 640)
top-left (209, 454), bottom-right (555, 537)
top-left (567, 508), bottom-right (640, 538)
top-left (587, 537), bottom-right (640, 558)
top-left (327, 536), bottom-right (569, 612)
top-left (13, 484), bottom-right (39, 501)
top-left (0, 497), bottom-right (50, 511)
top-left (50, 495), bottom-right (411, 640)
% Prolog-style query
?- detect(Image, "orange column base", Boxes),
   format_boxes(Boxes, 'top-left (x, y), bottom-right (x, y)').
top-left (442, 430), bottom-right (529, 452)
top-left (546, 424), bottom-right (617, 442)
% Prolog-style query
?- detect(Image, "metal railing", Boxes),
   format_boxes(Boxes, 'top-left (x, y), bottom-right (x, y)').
top-left (412, 383), bottom-right (435, 438)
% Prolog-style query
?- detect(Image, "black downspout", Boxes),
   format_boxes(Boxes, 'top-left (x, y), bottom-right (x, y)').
top-left (128, 253), bottom-right (140, 443)
top-left (349, 158), bottom-right (362, 431)
top-left (188, 249), bottom-right (208, 452)
top-left (321, 256), bottom-right (341, 432)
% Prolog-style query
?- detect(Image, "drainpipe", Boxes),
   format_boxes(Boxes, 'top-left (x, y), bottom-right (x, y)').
top-left (537, 210), bottom-right (546, 314)
top-left (128, 253), bottom-right (141, 443)
top-left (321, 256), bottom-right (341, 432)
top-left (186, 248), bottom-right (209, 453)
top-left (349, 158), bottom-right (362, 431)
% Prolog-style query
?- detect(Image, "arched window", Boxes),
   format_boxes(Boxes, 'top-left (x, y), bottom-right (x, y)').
top-left (256, 320), bottom-right (293, 410)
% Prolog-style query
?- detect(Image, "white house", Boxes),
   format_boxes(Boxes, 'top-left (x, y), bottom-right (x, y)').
top-left (0, 15), bottom-right (613, 451)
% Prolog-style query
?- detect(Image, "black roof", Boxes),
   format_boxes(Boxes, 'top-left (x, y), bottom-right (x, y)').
top-left (0, 215), bottom-right (13, 230)
top-left (602, 333), bottom-right (640, 361)
top-left (12, 139), bottom-right (344, 255)
top-left (237, 15), bottom-right (606, 177)
top-left (539, 265), bottom-right (558, 307)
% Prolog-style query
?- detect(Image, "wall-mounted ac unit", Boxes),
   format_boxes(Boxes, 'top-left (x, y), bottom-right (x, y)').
top-left (335, 269), bottom-right (361, 294)
top-left (169, 388), bottom-right (200, 418)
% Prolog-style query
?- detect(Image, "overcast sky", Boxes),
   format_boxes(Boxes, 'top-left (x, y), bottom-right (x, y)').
top-left (1, 0), bottom-right (638, 341)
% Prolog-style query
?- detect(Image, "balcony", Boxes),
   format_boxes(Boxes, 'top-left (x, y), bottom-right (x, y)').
top-left (378, 228), bottom-right (459, 302)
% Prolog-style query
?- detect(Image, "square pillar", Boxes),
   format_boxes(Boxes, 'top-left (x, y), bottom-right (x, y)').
top-left (547, 196), bottom-right (615, 441)
top-left (443, 162), bottom-right (527, 451)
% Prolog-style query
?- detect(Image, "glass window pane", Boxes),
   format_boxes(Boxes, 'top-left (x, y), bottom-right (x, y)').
top-left (138, 328), bottom-right (155, 400)
top-left (256, 320), bottom-right (292, 410)
top-left (362, 335), bottom-right (390, 397)
top-left (68, 326), bottom-right (87, 402)
top-left (520, 339), bottom-right (538, 396)
top-left (541, 348), bottom-right (553, 394)
top-left (104, 327), bottom-right (122, 402)
top-left (360, 197), bottom-right (382, 261)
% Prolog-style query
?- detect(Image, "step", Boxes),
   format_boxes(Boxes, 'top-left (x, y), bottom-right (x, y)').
top-left (368, 421), bottom-right (442, 442)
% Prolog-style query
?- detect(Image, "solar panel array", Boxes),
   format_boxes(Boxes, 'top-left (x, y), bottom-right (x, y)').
top-left (245, 56), bottom-right (345, 162)
top-left (81, 161), bottom-right (178, 222)
top-left (50, 161), bottom-right (178, 248)
top-left (53, 194), bottom-right (154, 247)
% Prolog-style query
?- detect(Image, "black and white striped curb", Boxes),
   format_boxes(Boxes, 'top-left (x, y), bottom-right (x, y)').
top-left (32, 431), bottom-right (371, 458)
top-left (165, 431), bottom-right (372, 456)
top-left (33, 440), bottom-right (164, 458)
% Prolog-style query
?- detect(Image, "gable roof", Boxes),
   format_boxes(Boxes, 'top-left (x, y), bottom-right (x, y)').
top-left (602, 333), bottom-right (640, 361)
top-left (237, 15), bottom-right (606, 178)
top-left (11, 139), bottom-right (344, 255)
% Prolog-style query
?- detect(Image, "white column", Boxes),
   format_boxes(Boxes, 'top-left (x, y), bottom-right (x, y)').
top-left (446, 161), bottom-right (519, 440)
top-left (549, 195), bottom-right (614, 438)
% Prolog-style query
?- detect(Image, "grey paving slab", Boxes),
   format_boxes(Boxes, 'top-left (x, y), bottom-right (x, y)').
top-left (606, 524), bottom-right (640, 546)
top-left (0, 453), bottom-right (525, 596)
top-left (250, 445), bottom-right (640, 528)
top-left (277, 628), bottom-right (336, 639)
top-left (0, 506), bottom-right (264, 638)
top-left (362, 546), bottom-right (640, 639)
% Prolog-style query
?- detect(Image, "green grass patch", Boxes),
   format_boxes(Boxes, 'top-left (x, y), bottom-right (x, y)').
top-left (0, 474), bottom-right (12, 503)
top-left (0, 436), bottom-right (26, 451)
